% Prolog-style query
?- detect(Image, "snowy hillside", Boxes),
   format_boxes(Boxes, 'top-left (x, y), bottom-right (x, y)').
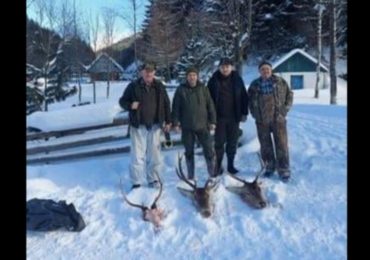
top-left (27, 77), bottom-right (347, 259)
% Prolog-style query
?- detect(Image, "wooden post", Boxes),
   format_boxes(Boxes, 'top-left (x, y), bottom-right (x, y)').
top-left (93, 80), bottom-right (96, 104)
top-left (329, 0), bottom-right (337, 105)
top-left (314, 1), bottom-right (324, 98)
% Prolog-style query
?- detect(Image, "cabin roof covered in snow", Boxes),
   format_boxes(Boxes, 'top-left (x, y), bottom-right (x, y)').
top-left (272, 49), bottom-right (329, 73)
top-left (87, 52), bottom-right (124, 73)
top-left (69, 62), bottom-right (90, 73)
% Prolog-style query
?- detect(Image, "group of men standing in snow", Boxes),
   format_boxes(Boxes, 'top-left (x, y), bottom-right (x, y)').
top-left (119, 58), bottom-right (293, 190)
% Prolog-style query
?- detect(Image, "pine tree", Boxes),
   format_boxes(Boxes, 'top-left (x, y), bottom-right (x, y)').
top-left (251, 0), bottom-right (301, 58)
top-left (176, 9), bottom-right (219, 81)
top-left (139, 0), bottom-right (185, 80)
top-left (26, 82), bottom-right (44, 115)
top-left (336, 0), bottom-right (347, 56)
top-left (26, 64), bottom-right (42, 114)
top-left (202, 0), bottom-right (252, 73)
top-left (138, 0), bottom-right (206, 80)
top-left (42, 42), bottom-right (77, 109)
top-left (202, 0), bottom-right (235, 58)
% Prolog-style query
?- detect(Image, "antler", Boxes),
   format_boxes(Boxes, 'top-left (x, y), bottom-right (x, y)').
top-left (254, 152), bottom-right (266, 182)
top-left (176, 153), bottom-right (197, 190)
top-left (205, 177), bottom-right (219, 190)
top-left (150, 171), bottom-right (163, 209)
top-left (227, 171), bottom-right (248, 185)
top-left (227, 153), bottom-right (266, 184)
top-left (119, 178), bottom-right (147, 211)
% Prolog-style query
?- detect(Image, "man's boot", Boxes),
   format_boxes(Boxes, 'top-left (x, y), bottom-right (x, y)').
top-left (227, 155), bottom-right (239, 175)
top-left (279, 170), bottom-right (291, 183)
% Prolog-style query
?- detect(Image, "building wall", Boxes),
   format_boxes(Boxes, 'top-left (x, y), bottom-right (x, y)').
top-left (90, 72), bottom-right (120, 81)
top-left (274, 72), bottom-right (329, 89)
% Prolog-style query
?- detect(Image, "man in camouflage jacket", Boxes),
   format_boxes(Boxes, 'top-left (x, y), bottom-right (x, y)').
top-left (248, 61), bottom-right (293, 182)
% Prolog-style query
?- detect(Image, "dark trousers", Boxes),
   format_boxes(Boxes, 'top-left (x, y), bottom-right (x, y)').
top-left (214, 118), bottom-right (239, 166)
top-left (256, 118), bottom-right (290, 173)
top-left (182, 129), bottom-right (215, 178)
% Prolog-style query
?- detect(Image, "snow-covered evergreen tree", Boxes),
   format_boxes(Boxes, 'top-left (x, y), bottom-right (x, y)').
top-left (137, 0), bottom-right (346, 76)
top-left (26, 82), bottom-right (44, 115)
top-left (251, 0), bottom-right (302, 58)
top-left (336, 0), bottom-right (347, 57)
top-left (28, 42), bottom-right (77, 113)
top-left (44, 43), bottom-right (77, 105)
top-left (175, 8), bottom-right (219, 81)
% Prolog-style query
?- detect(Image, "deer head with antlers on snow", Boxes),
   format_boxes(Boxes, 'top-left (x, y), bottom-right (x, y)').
top-left (226, 153), bottom-right (268, 209)
top-left (176, 154), bottom-right (219, 218)
top-left (120, 172), bottom-right (165, 228)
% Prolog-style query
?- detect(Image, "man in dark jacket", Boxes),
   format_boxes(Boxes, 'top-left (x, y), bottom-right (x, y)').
top-left (207, 58), bottom-right (249, 175)
top-left (248, 61), bottom-right (293, 182)
top-left (119, 63), bottom-right (172, 189)
top-left (172, 67), bottom-right (217, 181)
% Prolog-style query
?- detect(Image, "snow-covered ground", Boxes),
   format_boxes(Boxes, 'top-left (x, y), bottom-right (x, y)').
top-left (27, 72), bottom-right (347, 259)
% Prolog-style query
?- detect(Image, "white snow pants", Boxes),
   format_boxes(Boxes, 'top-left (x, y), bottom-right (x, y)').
top-left (129, 124), bottom-right (162, 185)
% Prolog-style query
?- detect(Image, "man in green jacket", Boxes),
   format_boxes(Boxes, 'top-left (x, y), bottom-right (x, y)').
top-left (172, 67), bottom-right (217, 181)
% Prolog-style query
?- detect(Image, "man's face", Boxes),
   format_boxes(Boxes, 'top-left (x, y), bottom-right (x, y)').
top-left (141, 69), bottom-right (155, 84)
top-left (187, 72), bottom-right (198, 87)
top-left (259, 65), bottom-right (272, 79)
top-left (219, 65), bottom-right (233, 77)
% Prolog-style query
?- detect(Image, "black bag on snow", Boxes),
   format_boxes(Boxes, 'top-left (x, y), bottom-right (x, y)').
top-left (27, 198), bottom-right (86, 232)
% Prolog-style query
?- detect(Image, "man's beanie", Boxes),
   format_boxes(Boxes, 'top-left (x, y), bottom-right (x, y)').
top-left (258, 61), bottom-right (272, 69)
top-left (186, 66), bottom-right (199, 75)
top-left (140, 62), bottom-right (156, 71)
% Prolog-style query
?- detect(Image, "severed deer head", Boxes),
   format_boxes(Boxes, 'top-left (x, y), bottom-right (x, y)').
top-left (120, 172), bottom-right (165, 228)
top-left (176, 154), bottom-right (218, 218)
top-left (226, 153), bottom-right (268, 209)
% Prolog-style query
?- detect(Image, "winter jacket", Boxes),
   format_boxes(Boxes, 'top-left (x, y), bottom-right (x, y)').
top-left (207, 70), bottom-right (249, 122)
top-left (27, 198), bottom-right (86, 232)
top-left (119, 78), bottom-right (171, 128)
top-left (248, 74), bottom-right (293, 123)
top-left (172, 81), bottom-right (216, 131)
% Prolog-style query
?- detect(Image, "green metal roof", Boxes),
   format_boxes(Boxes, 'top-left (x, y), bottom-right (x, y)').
top-left (272, 49), bottom-right (329, 73)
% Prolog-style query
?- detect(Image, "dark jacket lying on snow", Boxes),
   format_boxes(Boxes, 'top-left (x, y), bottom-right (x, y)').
top-left (27, 198), bottom-right (86, 232)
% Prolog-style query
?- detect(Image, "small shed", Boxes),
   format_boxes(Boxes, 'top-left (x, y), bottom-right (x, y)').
top-left (272, 49), bottom-right (329, 90)
top-left (87, 52), bottom-right (124, 81)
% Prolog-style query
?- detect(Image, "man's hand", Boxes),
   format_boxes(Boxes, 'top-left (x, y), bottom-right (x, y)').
top-left (209, 124), bottom-right (216, 135)
top-left (131, 101), bottom-right (140, 110)
top-left (240, 115), bottom-right (247, 122)
top-left (163, 123), bottom-right (172, 133)
top-left (209, 124), bottom-right (216, 131)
